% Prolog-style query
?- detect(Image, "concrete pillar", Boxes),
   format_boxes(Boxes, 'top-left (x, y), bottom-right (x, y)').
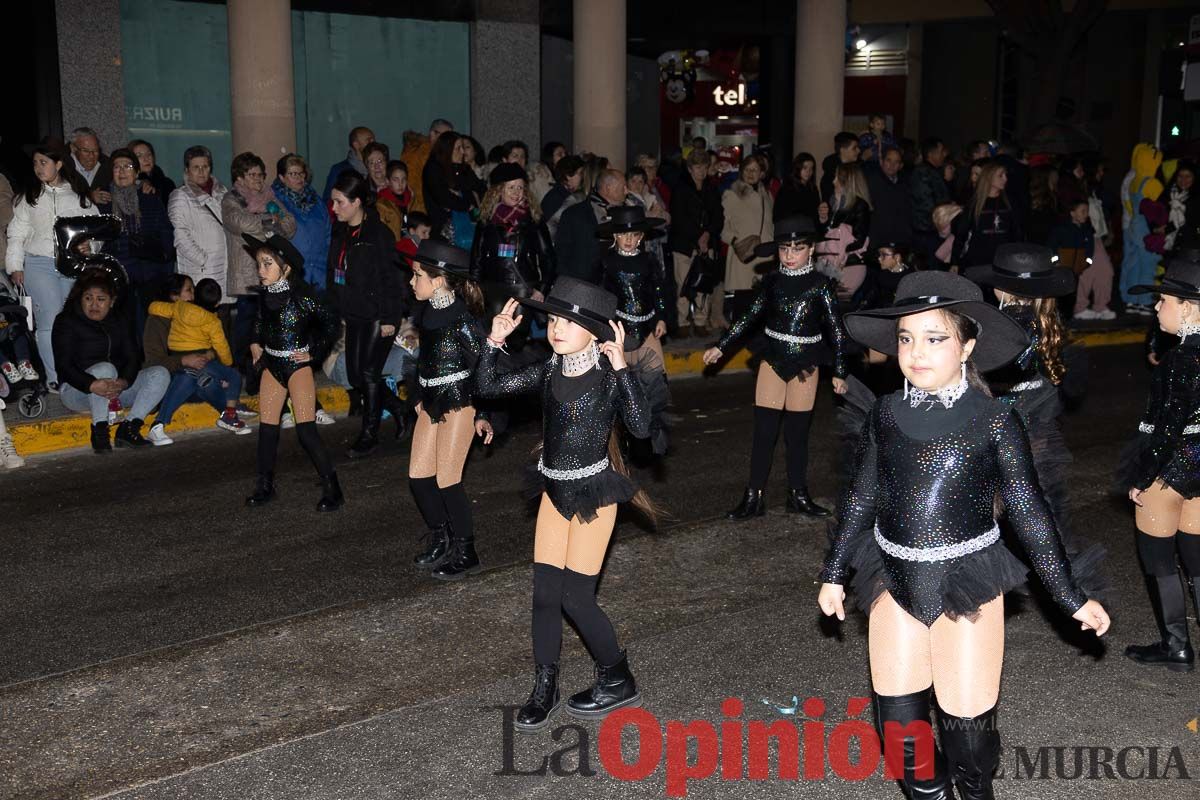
top-left (573, 0), bottom-right (626, 168)
top-left (227, 0), bottom-right (296, 162)
top-left (471, 0), bottom-right (541, 157)
top-left (55, 0), bottom-right (125, 150)
top-left (1138, 10), bottom-right (1164, 145)
top-left (793, 0), bottom-right (846, 165)
top-left (903, 24), bottom-right (923, 140)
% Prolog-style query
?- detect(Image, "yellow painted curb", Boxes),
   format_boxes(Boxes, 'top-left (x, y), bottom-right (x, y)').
top-left (11, 386), bottom-right (349, 457)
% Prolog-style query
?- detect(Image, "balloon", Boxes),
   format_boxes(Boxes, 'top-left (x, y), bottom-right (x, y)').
top-left (54, 215), bottom-right (129, 288)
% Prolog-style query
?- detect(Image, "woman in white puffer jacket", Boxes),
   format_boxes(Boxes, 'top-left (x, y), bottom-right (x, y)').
top-left (5, 143), bottom-right (97, 388)
top-left (167, 145), bottom-right (229, 297)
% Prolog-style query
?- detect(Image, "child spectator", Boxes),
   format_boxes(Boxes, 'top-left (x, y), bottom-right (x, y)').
top-left (396, 210), bottom-right (432, 260)
top-left (858, 113), bottom-right (896, 163)
top-left (147, 278), bottom-right (249, 433)
top-left (0, 284), bottom-right (38, 385)
top-left (1049, 199), bottom-right (1115, 320)
top-left (378, 160), bottom-right (413, 243)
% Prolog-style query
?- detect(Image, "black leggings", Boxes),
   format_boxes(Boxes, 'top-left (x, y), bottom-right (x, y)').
top-left (344, 318), bottom-right (392, 390)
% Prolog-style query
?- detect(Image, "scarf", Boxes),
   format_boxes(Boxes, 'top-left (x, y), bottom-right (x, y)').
top-left (272, 177), bottom-right (321, 214)
top-left (492, 200), bottom-right (530, 234)
top-left (1167, 185), bottom-right (1188, 251)
top-left (345, 149), bottom-right (367, 177)
top-left (110, 183), bottom-right (142, 229)
top-left (234, 178), bottom-right (276, 214)
top-left (188, 177), bottom-right (215, 197)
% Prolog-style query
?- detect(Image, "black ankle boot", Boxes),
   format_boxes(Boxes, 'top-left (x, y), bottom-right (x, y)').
top-left (566, 651), bottom-right (641, 719)
top-left (114, 418), bottom-right (151, 449)
top-left (514, 663), bottom-right (561, 733)
top-left (726, 487), bottom-right (766, 521)
top-left (1126, 572), bottom-right (1195, 672)
top-left (873, 689), bottom-right (952, 799)
top-left (431, 537), bottom-right (481, 581)
top-left (936, 704), bottom-right (1000, 800)
top-left (246, 472), bottom-right (276, 506)
top-left (347, 384), bottom-right (381, 458)
top-left (412, 523), bottom-right (451, 569)
top-left (347, 388), bottom-right (363, 417)
top-left (316, 473), bottom-right (344, 512)
top-left (91, 421), bottom-right (112, 454)
top-left (786, 487), bottom-right (831, 517)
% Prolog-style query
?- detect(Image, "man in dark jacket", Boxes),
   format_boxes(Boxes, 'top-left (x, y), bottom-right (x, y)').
top-left (70, 127), bottom-right (113, 205)
top-left (819, 132), bottom-right (861, 202)
top-left (554, 168), bottom-right (626, 284)
top-left (322, 126), bottom-right (375, 202)
top-left (668, 149), bottom-right (724, 336)
top-left (865, 147), bottom-right (913, 248)
top-left (910, 137), bottom-right (951, 261)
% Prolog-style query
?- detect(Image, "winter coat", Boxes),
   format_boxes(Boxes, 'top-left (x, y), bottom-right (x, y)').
top-left (167, 180), bottom-right (230, 294)
top-left (668, 179), bottom-right (724, 256)
top-left (148, 299), bottom-right (233, 365)
top-left (554, 194), bottom-right (608, 283)
top-left (0, 174), bottom-right (14, 273)
top-left (51, 302), bottom-right (139, 394)
top-left (865, 165), bottom-right (913, 247)
top-left (720, 183), bottom-right (774, 292)
top-left (327, 211), bottom-right (408, 327)
top-left (910, 162), bottom-right (950, 234)
top-left (271, 178), bottom-right (331, 288)
top-left (98, 190), bottom-right (175, 285)
top-left (221, 190), bottom-right (297, 299)
top-left (5, 182), bottom-right (97, 272)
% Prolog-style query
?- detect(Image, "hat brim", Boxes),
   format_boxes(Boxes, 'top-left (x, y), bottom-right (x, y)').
top-left (517, 296), bottom-right (615, 341)
top-left (1128, 282), bottom-right (1200, 300)
top-left (242, 234), bottom-right (305, 270)
top-left (845, 299), bottom-right (1030, 372)
top-left (595, 219), bottom-right (667, 238)
top-left (753, 235), bottom-right (834, 259)
top-left (964, 265), bottom-right (1075, 298)
top-left (405, 251), bottom-right (473, 279)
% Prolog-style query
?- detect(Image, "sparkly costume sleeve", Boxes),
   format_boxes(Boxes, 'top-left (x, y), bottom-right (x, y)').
top-left (819, 406), bottom-right (879, 585)
top-left (715, 275), bottom-right (769, 352)
top-left (475, 341), bottom-right (548, 398)
top-left (614, 366), bottom-right (652, 439)
top-left (817, 280), bottom-right (849, 379)
top-left (306, 292), bottom-right (340, 364)
top-left (993, 409), bottom-right (1088, 613)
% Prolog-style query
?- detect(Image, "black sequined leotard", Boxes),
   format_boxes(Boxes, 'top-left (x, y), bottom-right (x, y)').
top-left (415, 298), bottom-right (483, 423)
top-left (714, 268), bottom-right (848, 381)
top-left (600, 250), bottom-right (667, 351)
top-left (821, 388), bottom-right (1087, 626)
top-left (253, 281), bottom-right (339, 384)
top-left (1126, 335), bottom-right (1200, 498)
top-left (476, 342), bottom-right (651, 522)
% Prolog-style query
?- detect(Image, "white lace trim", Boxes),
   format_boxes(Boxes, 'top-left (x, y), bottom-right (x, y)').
top-left (430, 289), bottom-right (455, 310)
top-left (1009, 379), bottom-right (1044, 392)
top-left (779, 265), bottom-right (814, 277)
top-left (562, 342), bottom-right (600, 376)
top-left (616, 309), bottom-right (656, 323)
top-left (905, 375), bottom-right (968, 410)
top-left (419, 370), bottom-right (471, 388)
top-left (1185, 424), bottom-right (1200, 435)
top-left (765, 328), bottom-right (822, 345)
top-left (1178, 322), bottom-right (1200, 341)
top-left (265, 345), bottom-right (308, 357)
top-left (538, 456), bottom-right (609, 481)
top-left (1139, 422), bottom-right (1155, 434)
top-left (875, 523), bottom-right (1001, 563)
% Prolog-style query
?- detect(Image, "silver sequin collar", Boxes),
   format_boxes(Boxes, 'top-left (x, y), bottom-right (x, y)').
top-left (779, 264), bottom-right (814, 277)
top-left (561, 342), bottom-right (600, 376)
top-left (430, 289), bottom-right (455, 309)
top-left (616, 246), bottom-right (640, 257)
top-left (1179, 322), bottom-right (1200, 341)
top-left (905, 375), bottom-right (969, 410)
top-left (265, 279), bottom-right (291, 293)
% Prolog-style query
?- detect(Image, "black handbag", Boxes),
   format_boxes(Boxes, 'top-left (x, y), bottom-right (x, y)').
top-left (681, 250), bottom-right (722, 299)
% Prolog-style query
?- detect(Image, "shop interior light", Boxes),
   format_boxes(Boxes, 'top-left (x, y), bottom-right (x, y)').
top-left (1171, 125), bottom-right (1182, 136)
top-left (855, 39), bottom-right (868, 50)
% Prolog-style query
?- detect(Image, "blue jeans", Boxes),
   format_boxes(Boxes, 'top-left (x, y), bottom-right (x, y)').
top-left (21, 254), bottom-right (74, 385)
top-left (59, 362), bottom-right (171, 423)
top-left (156, 361), bottom-right (241, 426)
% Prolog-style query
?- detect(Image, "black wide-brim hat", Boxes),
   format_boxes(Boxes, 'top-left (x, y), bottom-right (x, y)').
top-left (243, 233), bottom-right (305, 271)
top-left (845, 271), bottom-right (1029, 371)
top-left (965, 243), bottom-right (1075, 297)
top-left (489, 162), bottom-right (528, 187)
top-left (517, 276), bottom-right (617, 341)
top-left (595, 205), bottom-right (667, 238)
top-left (1129, 247), bottom-right (1200, 300)
top-left (406, 239), bottom-right (472, 278)
top-left (753, 214), bottom-right (834, 258)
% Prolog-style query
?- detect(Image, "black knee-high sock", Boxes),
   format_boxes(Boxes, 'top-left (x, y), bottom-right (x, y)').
top-left (409, 477), bottom-right (448, 528)
top-left (257, 422), bottom-right (280, 475)
top-left (532, 563), bottom-right (566, 664)
top-left (295, 421), bottom-right (334, 478)
top-left (440, 482), bottom-right (474, 542)
top-left (748, 406), bottom-right (784, 490)
top-left (1136, 531), bottom-right (1179, 576)
top-left (1177, 533), bottom-right (1200, 579)
top-left (561, 568), bottom-right (621, 665)
top-left (783, 410), bottom-right (814, 489)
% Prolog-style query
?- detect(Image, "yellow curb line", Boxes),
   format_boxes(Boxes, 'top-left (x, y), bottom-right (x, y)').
top-left (5, 328), bottom-right (1147, 457)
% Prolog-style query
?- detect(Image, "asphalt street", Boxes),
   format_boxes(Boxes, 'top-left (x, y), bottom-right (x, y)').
top-left (4, 344), bottom-right (1199, 799)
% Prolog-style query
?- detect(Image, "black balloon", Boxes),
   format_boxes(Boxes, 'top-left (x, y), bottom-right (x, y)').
top-left (54, 215), bottom-right (128, 287)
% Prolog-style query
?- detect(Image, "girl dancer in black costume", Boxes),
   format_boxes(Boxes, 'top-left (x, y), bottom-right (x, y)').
top-left (703, 215), bottom-right (848, 520)
top-left (598, 205), bottom-right (671, 455)
top-left (1122, 250), bottom-right (1200, 672)
top-left (818, 271), bottom-right (1109, 800)
top-left (405, 240), bottom-right (493, 581)
top-left (476, 278), bottom-right (653, 732)
top-left (243, 234), bottom-right (343, 511)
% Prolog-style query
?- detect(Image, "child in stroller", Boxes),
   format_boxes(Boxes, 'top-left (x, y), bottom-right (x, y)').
top-left (0, 281), bottom-right (48, 418)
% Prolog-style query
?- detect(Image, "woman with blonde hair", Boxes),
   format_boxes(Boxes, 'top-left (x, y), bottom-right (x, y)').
top-left (720, 154), bottom-right (775, 301)
top-left (952, 162), bottom-right (1022, 269)
top-left (817, 162), bottom-right (872, 297)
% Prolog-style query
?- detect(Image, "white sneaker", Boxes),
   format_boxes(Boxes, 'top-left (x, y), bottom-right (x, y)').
top-left (17, 360), bottom-right (39, 381)
top-left (0, 362), bottom-right (19, 383)
top-left (0, 434), bottom-right (25, 468)
top-left (280, 412), bottom-right (295, 429)
top-left (217, 413), bottom-right (253, 435)
top-left (1073, 309), bottom-right (1098, 321)
top-left (1095, 309), bottom-right (1117, 320)
top-left (315, 409), bottom-right (335, 425)
top-left (146, 422), bottom-right (174, 446)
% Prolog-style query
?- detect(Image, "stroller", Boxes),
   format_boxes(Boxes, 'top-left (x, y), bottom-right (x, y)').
top-left (0, 276), bottom-right (49, 418)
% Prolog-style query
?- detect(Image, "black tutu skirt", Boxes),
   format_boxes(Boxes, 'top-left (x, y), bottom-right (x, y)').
top-left (747, 336), bottom-right (831, 382)
top-left (524, 465), bottom-right (637, 523)
top-left (419, 384), bottom-right (472, 424)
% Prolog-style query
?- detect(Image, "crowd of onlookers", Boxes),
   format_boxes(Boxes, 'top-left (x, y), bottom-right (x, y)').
top-left (0, 114), bottom-right (1197, 470)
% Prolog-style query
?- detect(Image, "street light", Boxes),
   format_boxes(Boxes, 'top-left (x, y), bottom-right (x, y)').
top-left (855, 38), bottom-right (867, 50)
